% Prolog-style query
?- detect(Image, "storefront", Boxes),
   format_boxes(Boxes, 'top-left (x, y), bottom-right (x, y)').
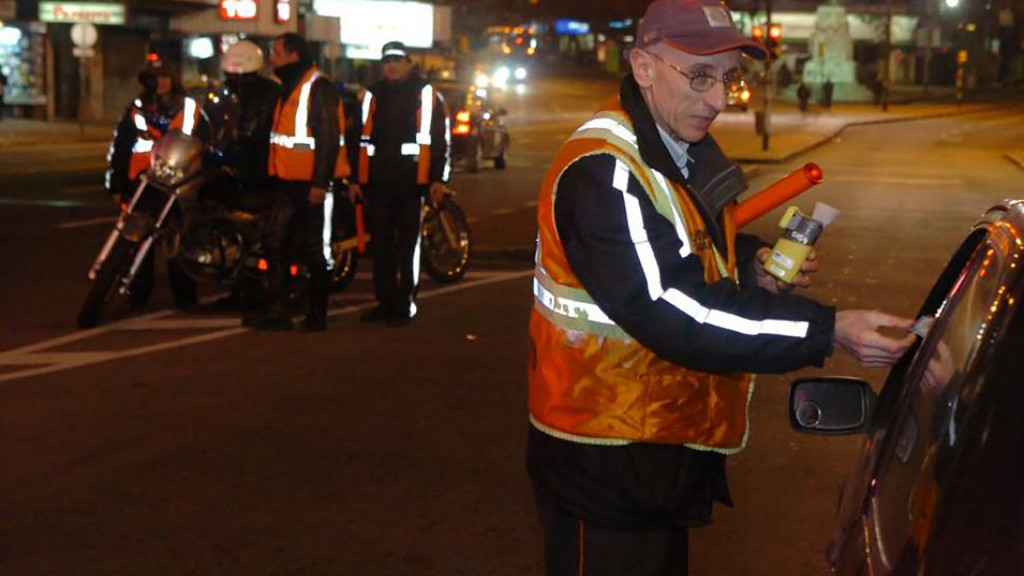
top-left (170, 0), bottom-right (306, 84)
top-left (0, 20), bottom-right (47, 118)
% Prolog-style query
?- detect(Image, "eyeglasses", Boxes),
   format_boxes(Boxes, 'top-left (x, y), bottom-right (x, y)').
top-left (646, 51), bottom-right (746, 93)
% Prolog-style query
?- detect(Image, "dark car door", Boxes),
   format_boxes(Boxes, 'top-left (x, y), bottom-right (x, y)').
top-left (830, 205), bottom-right (1024, 575)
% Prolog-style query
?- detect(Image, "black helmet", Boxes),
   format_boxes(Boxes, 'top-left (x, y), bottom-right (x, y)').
top-left (138, 57), bottom-right (178, 88)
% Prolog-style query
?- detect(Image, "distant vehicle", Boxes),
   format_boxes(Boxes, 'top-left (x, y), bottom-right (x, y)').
top-left (435, 81), bottom-right (510, 173)
top-left (789, 199), bottom-right (1024, 575)
top-left (473, 59), bottom-right (528, 92)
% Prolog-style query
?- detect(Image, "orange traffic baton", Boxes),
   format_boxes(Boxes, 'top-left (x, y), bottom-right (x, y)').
top-left (735, 163), bottom-right (823, 229)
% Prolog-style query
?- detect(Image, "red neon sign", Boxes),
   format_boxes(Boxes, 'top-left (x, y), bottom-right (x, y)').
top-left (275, 0), bottom-right (291, 23)
top-left (220, 0), bottom-right (258, 20)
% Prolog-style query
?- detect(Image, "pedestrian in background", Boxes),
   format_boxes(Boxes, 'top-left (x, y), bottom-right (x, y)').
top-left (349, 41), bottom-right (451, 328)
top-left (244, 33), bottom-right (348, 332)
top-left (797, 81), bottom-right (811, 114)
top-left (526, 0), bottom-right (916, 573)
top-left (0, 68), bottom-right (7, 121)
top-left (822, 77), bottom-right (835, 110)
top-left (105, 58), bottom-right (206, 312)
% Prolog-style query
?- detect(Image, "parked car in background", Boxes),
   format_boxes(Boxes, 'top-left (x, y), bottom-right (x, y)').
top-left (789, 199), bottom-right (1024, 575)
top-left (435, 81), bottom-right (510, 173)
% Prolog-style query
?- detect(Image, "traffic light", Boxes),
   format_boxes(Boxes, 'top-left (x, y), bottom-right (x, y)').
top-left (766, 23), bottom-right (782, 59)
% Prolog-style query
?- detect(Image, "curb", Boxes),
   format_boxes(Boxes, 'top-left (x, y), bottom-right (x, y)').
top-left (732, 103), bottom-right (1008, 165)
top-left (1005, 151), bottom-right (1024, 172)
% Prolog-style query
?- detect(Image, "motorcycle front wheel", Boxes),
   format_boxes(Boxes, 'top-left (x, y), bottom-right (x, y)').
top-left (421, 199), bottom-right (471, 284)
top-left (77, 237), bottom-right (137, 329)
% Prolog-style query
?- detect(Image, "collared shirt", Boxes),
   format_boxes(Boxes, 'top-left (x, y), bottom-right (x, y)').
top-left (656, 124), bottom-right (691, 181)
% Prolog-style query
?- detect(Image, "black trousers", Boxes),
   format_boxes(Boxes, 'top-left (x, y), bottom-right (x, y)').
top-left (535, 491), bottom-right (690, 576)
top-left (130, 252), bottom-right (197, 309)
top-left (264, 180), bottom-right (331, 321)
top-left (367, 184), bottom-right (423, 318)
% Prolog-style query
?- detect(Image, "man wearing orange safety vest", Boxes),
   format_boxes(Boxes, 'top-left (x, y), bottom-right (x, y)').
top-left (244, 33), bottom-right (348, 332)
top-left (527, 1), bottom-right (917, 573)
top-left (105, 57), bottom-right (206, 311)
top-left (348, 41), bottom-right (450, 328)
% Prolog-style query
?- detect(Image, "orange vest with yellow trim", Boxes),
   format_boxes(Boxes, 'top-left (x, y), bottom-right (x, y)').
top-left (128, 96), bottom-right (202, 181)
top-left (268, 66), bottom-right (351, 182)
top-left (528, 97), bottom-right (754, 453)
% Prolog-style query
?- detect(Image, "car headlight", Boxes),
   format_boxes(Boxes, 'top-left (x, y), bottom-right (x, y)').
top-left (514, 67), bottom-right (527, 80)
top-left (475, 74), bottom-right (489, 88)
top-left (494, 66), bottom-right (511, 81)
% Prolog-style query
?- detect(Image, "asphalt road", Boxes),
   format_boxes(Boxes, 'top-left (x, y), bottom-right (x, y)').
top-left (1, 76), bottom-right (1023, 574)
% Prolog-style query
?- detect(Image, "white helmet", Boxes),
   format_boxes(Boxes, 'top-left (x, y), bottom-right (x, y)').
top-left (222, 40), bottom-right (264, 74)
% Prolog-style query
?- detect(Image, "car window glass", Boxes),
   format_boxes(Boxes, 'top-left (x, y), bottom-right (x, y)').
top-left (869, 235), bottom-right (1007, 570)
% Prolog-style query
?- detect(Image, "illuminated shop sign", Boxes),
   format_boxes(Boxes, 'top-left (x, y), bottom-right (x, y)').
top-left (314, 0), bottom-right (433, 59)
top-left (39, 2), bottom-right (126, 25)
top-left (555, 19), bottom-right (590, 36)
top-left (220, 0), bottom-right (258, 20)
top-left (275, 0), bottom-right (291, 23)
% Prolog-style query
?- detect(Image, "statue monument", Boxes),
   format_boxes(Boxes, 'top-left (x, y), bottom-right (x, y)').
top-left (802, 1), bottom-right (872, 102)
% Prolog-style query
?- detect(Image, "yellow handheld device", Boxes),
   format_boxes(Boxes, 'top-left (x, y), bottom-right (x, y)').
top-left (764, 205), bottom-right (830, 284)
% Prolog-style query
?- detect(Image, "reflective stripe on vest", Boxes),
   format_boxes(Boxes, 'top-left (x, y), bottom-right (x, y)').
top-left (529, 100), bottom-right (759, 453)
top-left (358, 83), bottom-right (435, 185)
top-left (128, 96), bottom-right (200, 181)
top-left (268, 67), bottom-right (350, 181)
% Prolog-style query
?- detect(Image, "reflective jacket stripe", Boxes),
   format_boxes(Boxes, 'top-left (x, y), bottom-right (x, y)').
top-left (416, 84), bottom-right (433, 184)
top-left (358, 83), bottom-right (436, 185)
top-left (358, 92), bottom-right (375, 183)
top-left (268, 67), bottom-right (350, 181)
top-left (128, 96), bottom-right (199, 180)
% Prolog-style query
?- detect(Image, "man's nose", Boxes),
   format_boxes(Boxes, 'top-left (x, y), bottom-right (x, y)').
top-left (705, 82), bottom-right (728, 112)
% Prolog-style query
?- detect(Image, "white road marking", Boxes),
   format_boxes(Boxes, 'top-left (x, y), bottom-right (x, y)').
top-left (0, 270), bottom-right (534, 383)
top-left (57, 215), bottom-right (118, 229)
top-left (62, 184), bottom-right (105, 195)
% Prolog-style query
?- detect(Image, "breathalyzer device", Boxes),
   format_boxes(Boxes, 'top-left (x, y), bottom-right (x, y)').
top-left (764, 203), bottom-right (839, 284)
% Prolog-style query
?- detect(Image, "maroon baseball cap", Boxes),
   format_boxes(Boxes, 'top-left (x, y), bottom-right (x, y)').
top-left (636, 0), bottom-right (766, 60)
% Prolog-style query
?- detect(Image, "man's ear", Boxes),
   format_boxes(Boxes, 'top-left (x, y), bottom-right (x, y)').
top-left (630, 49), bottom-right (656, 88)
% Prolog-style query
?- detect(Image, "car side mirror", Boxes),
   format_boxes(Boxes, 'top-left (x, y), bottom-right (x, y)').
top-left (789, 377), bottom-right (877, 435)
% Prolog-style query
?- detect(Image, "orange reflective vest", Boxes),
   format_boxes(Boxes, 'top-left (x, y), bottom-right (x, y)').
top-left (529, 98), bottom-right (755, 453)
top-left (357, 83), bottom-right (437, 185)
top-left (128, 96), bottom-right (201, 180)
top-left (268, 66), bottom-right (350, 182)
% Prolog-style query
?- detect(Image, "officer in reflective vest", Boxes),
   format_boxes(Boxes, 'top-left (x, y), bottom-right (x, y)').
top-left (348, 41), bottom-right (451, 328)
top-left (244, 33), bottom-right (348, 332)
top-left (105, 57), bottom-right (205, 311)
top-left (527, 1), bottom-right (917, 573)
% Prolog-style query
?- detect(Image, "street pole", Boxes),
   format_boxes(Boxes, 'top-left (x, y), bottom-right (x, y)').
top-left (882, 0), bottom-right (892, 111)
top-left (761, 0), bottom-right (772, 151)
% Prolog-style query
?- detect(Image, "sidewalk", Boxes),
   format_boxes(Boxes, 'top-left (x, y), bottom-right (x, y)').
top-left (0, 118), bottom-right (111, 148)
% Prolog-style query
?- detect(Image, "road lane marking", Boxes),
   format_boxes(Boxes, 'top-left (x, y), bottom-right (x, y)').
top-left (0, 270), bottom-right (534, 383)
top-left (62, 184), bottom-right (105, 195)
top-left (57, 215), bottom-right (118, 229)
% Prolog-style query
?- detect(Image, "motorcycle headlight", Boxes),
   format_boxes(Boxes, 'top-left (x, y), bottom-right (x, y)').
top-left (514, 67), bottom-right (527, 80)
top-left (153, 157), bottom-right (186, 186)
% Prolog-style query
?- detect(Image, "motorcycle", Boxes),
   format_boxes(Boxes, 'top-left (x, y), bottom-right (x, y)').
top-left (78, 90), bottom-right (470, 328)
top-left (330, 190), bottom-right (472, 286)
